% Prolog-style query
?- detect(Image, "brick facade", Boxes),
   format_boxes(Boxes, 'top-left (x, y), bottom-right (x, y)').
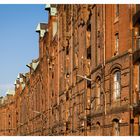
top-left (0, 4), bottom-right (140, 136)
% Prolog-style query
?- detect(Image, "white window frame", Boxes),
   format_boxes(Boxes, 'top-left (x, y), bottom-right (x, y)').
top-left (115, 33), bottom-right (119, 53)
top-left (113, 71), bottom-right (121, 100)
top-left (113, 120), bottom-right (120, 136)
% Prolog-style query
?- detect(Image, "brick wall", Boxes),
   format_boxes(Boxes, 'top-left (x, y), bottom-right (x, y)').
top-left (0, 4), bottom-right (140, 136)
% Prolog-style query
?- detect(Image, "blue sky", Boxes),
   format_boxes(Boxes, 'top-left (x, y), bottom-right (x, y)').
top-left (0, 4), bottom-right (48, 96)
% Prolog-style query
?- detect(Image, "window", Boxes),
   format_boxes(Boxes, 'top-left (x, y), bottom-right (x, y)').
top-left (96, 77), bottom-right (101, 108)
top-left (87, 75), bottom-right (91, 88)
top-left (96, 122), bottom-right (101, 136)
top-left (113, 71), bottom-right (121, 100)
top-left (112, 119), bottom-right (120, 136)
top-left (80, 92), bottom-right (85, 113)
top-left (87, 46), bottom-right (91, 59)
top-left (130, 119), bottom-right (134, 136)
top-left (87, 117), bottom-right (91, 127)
top-left (52, 21), bottom-right (57, 37)
top-left (115, 4), bottom-right (119, 17)
top-left (72, 104), bottom-right (77, 131)
top-left (136, 27), bottom-right (140, 49)
top-left (66, 122), bottom-right (69, 131)
top-left (74, 52), bottom-right (78, 68)
top-left (66, 91), bottom-right (69, 101)
top-left (86, 27), bottom-right (91, 60)
top-left (115, 33), bottom-right (119, 55)
top-left (59, 101), bottom-right (63, 121)
top-left (66, 46), bottom-right (69, 55)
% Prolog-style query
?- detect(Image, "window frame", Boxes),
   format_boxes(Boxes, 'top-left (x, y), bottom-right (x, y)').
top-left (113, 71), bottom-right (121, 101)
top-left (96, 77), bottom-right (101, 108)
top-left (115, 33), bottom-right (119, 54)
top-left (112, 119), bottom-right (120, 136)
top-left (96, 122), bottom-right (101, 136)
top-left (115, 4), bottom-right (119, 17)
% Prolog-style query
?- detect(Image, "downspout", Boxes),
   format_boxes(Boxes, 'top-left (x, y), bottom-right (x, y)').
top-left (57, 6), bottom-right (60, 135)
top-left (70, 6), bottom-right (73, 135)
top-left (129, 4), bottom-right (134, 136)
top-left (130, 4), bottom-right (134, 136)
top-left (103, 6), bottom-right (106, 67)
top-left (130, 34), bottom-right (133, 136)
top-left (103, 4), bottom-right (106, 136)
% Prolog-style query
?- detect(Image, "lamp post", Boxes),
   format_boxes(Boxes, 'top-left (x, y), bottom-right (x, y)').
top-left (33, 111), bottom-right (47, 135)
top-left (77, 74), bottom-right (107, 136)
top-left (33, 111), bottom-right (47, 120)
top-left (76, 75), bottom-right (106, 115)
top-left (77, 75), bottom-right (92, 82)
top-left (17, 122), bottom-right (24, 136)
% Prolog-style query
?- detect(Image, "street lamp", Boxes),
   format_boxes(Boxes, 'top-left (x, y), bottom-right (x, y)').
top-left (77, 74), bottom-right (92, 82)
top-left (17, 122), bottom-right (25, 136)
top-left (33, 111), bottom-right (47, 121)
top-left (33, 111), bottom-right (48, 135)
top-left (76, 74), bottom-right (106, 115)
top-left (33, 110), bottom-right (42, 115)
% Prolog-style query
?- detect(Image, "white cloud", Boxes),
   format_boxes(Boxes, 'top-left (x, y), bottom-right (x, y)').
top-left (0, 84), bottom-right (14, 96)
top-left (0, 84), bottom-right (14, 89)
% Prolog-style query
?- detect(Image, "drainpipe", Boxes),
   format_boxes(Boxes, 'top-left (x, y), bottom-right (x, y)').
top-left (103, 4), bottom-right (106, 136)
top-left (103, 5), bottom-right (106, 67)
top-left (130, 4), bottom-right (134, 136)
top-left (70, 5), bottom-right (73, 135)
top-left (57, 6), bottom-right (59, 136)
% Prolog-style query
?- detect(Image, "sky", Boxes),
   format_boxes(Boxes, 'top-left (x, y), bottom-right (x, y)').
top-left (0, 4), bottom-right (48, 96)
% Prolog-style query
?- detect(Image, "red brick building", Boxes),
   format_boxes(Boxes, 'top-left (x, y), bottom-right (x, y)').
top-left (0, 4), bottom-right (140, 136)
top-left (0, 93), bottom-right (16, 135)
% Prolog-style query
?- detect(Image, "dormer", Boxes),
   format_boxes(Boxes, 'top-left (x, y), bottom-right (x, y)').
top-left (36, 23), bottom-right (48, 59)
top-left (26, 59), bottom-right (39, 74)
top-left (15, 78), bottom-right (20, 89)
top-left (36, 23), bottom-right (48, 38)
top-left (45, 4), bottom-right (57, 16)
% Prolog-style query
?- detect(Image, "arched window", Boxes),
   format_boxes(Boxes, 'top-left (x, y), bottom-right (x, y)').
top-left (59, 100), bottom-right (64, 121)
top-left (115, 33), bottom-right (119, 54)
top-left (96, 77), bottom-right (101, 108)
top-left (112, 119), bottom-right (120, 136)
top-left (115, 4), bottom-right (119, 17)
top-left (96, 122), bottom-right (101, 136)
top-left (113, 71), bottom-right (121, 101)
top-left (72, 103), bottom-right (77, 131)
